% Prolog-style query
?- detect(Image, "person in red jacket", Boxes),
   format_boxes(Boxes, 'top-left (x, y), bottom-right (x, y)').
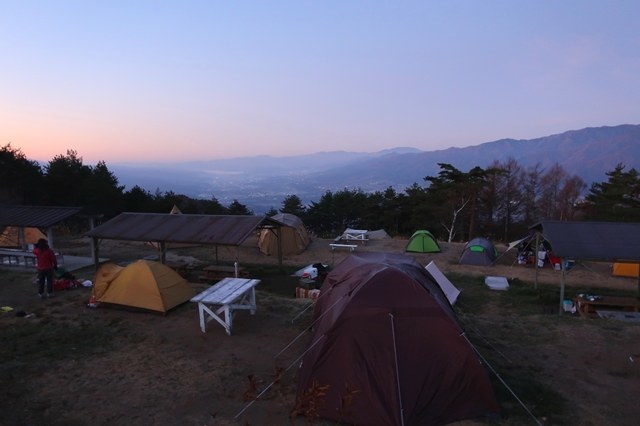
top-left (33, 238), bottom-right (57, 299)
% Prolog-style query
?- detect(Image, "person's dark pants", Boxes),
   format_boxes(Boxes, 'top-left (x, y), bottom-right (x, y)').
top-left (37, 268), bottom-right (55, 295)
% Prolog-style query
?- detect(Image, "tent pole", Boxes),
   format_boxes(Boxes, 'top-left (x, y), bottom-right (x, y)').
top-left (559, 257), bottom-right (566, 316)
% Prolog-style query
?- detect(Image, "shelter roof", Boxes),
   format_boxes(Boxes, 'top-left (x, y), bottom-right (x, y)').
top-left (530, 220), bottom-right (640, 262)
top-left (85, 212), bottom-right (281, 246)
top-left (0, 205), bottom-right (82, 228)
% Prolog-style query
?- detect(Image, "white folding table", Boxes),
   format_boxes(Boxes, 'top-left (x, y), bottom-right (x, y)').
top-left (190, 277), bottom-right (260, 335)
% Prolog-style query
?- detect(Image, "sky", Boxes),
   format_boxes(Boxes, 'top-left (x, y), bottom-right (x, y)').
top-left (1, 1), bottom-right (639, 164)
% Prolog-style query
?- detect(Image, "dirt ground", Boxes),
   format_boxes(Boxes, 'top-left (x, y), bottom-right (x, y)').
top-left (2, 235), bottom-right (640, 425)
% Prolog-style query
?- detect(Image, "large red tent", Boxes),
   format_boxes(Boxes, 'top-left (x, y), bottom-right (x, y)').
top-left (294, 252), bottom-right (500, 426)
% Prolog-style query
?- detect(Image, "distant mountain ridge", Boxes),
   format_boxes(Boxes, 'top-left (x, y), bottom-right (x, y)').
top-left (111, 124), bottom-right (640, 213)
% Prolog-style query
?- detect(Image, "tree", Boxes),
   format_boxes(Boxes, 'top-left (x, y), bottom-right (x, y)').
top-left (123, 185), bottom-right (155, 212)
top-left (202, 196), bottom-right (228, 215)
top-left (0, 144), bottom-right (44, 204)
top-left (84, 161), bottom-right (125, 217)
top-left (584, 164), bottom-right (640, 222)
top-left (280, 194), bottom-right (306, 217)
top-left (44, 150), bottom-right (93, 206)
top-left (538, 164), bottom-right (586, 220)
top-left (490, 158), bottom-right (524, 241)
top-left (521, 163), bottom-right (543, 225)
top-left (305, 189), bottom-right (367, 237)
top-left (227, 199), bottom-right (253, 215)
top-left (424, 164), bottom-right (490, 242)
top-left (361, 187), bottom-right (403, 236)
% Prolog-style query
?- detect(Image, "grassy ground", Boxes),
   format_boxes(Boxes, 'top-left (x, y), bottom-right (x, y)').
top-left (1, 267), bottom-right (639, 425)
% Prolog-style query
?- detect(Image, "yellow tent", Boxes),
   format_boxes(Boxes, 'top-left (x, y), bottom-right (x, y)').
top-left (612, 263), bottom-right (640, 278)
top-left (0, 226), bottom-right (46, 248)
top-left (93, 260), bottom-right (195, 313)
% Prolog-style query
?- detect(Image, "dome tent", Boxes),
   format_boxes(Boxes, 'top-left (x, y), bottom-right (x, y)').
top-left (294, 252), bottom-right (500, 425)
top-left (405, 230), bottom-right (441, 253)
top-left (459, 237), bottom-right (498, 266)
top-left (93, 260), bottom-right (194, 314)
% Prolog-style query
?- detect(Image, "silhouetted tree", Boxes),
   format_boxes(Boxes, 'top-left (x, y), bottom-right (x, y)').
top-left (0, 144), bottom-right (44, 204)
top-left (424, 164), bottom-right (490, 242)
top-left (265, 206), bottom-right (278, 217)
top-left (280, 194), bottom-right (306, 217)
top-left (227, 199), bottom-right (253, 215)
top-left (538, 164), bottom-right (585, 220)
top-left (305, 189), bottom-right (367, 237)
top-left (584, 164), bottom-right (640, 222)
top-left (44, 150), bottom-right (93, 206)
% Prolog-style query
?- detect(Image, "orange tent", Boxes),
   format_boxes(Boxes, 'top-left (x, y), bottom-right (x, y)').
top-left (93, 260), bottom-right (194, 313)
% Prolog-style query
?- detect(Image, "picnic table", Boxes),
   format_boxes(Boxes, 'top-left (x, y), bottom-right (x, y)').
top-left (0, 248), bottom-right (64, 268)
top-left (190, 277), bottom-right (261, 335)
top-left (329, 243), bottom-right (357, 251)
top-left (574, 294), bottom-right (640, 317)
top-left (335, 229), bottom-right (369, 244)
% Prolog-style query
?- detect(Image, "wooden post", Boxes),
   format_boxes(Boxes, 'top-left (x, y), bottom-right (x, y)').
top-left (534, 232), bottom-right (540, 290)
top-left (559, 257), bottom-right (566, 316)
top-left (92, 237), bottom-right (100, 271)
top-left (276, 225), bottom-right (283, 268)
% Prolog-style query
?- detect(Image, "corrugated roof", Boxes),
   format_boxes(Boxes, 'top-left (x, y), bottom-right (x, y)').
top-left (530, 220), bottom-right (640, 262)
top-left (85, 212), bottom-right (280, 246)
top-left (0, 205), bottom-right (83, 228)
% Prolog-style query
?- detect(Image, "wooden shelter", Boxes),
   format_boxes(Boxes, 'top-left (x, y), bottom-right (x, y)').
top-left (530, 220), bottom-right (640, 314)
top-left (85, 213), bottom-right (284, 269)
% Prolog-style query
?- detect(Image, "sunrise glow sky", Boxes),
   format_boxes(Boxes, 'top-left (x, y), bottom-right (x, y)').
top-left (1, 1), bottom-right (639, 164)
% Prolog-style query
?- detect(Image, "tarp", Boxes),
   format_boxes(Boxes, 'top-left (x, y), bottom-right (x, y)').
top-left (459, 237), bottom-right (498, 266)
top-left (258, 213), bottom-right (310, 256)
top-left (405, 230), bottom-right (441, 253)
top-left (612, 263), bottom-right (640, 278)
top-left (295, 252), bottom-right (500, 425)
top-left (425, 260), bottom-right (460, 305)
top-left (93, 260), bottom-right (195, 313)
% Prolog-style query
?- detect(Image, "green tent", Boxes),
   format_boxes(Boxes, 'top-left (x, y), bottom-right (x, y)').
top-left (405, 230), bottom-right (441, 253)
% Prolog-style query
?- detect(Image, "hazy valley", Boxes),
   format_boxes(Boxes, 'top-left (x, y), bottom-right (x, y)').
top-left (110, 124), bottom-right (640, 213)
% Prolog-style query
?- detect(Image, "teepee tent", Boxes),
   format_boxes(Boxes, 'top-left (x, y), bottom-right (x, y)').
top-left (0, 226), bottom-right (47, 248)
top-left (258, 213), bottom-right (310, 256)
top-left (405, 230), bottom-right (441, 253)
top-left (459, 237), bottom-right (498, 266)
top-left (295, 252), bottom-right (500, 425)
top-left (93, 260), bottom-right (194, 313)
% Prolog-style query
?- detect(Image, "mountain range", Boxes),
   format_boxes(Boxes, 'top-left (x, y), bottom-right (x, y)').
top-left (110, 124), bottom-right (640, 213)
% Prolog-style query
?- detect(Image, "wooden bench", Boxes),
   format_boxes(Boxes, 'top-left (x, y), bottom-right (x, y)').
top-left (329, 243), bottom-right (357, 251)
top-left (190, 277), bottom-right (261, 335)
top-left (574, 295), bottom-right (640, 317)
